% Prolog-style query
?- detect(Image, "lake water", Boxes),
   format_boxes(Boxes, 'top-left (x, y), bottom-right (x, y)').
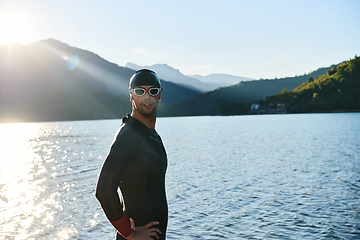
top-left (0, 113), bottom-right (359, 239)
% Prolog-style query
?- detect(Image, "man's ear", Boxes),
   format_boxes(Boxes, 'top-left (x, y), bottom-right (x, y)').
top-left (129, 93), bottom-right (133, 102)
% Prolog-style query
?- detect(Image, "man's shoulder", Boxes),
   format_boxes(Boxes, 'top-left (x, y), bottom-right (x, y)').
top-left (115, 114), bottom-right (159, 144)
top-left (114, 120), bottom-right (144, 143)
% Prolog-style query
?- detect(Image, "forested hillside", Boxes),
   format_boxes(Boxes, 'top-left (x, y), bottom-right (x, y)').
top-left (265, 56), bottom-right (360, 113)
top-left (171, 63), bottom-right (340, 116)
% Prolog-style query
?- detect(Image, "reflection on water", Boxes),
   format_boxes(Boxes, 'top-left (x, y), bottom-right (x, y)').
top-left (158, 113), bottom-right (360, 239)
top-left (0, 121), bottom-right (111, 239)
top-left (0, 123), bottom-right (74, 239)
top-left (0, 114), bottom-right (359, 239)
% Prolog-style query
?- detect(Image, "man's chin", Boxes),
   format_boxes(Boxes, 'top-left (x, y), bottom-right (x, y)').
top-left (138, 108), bottom-right (157, 117)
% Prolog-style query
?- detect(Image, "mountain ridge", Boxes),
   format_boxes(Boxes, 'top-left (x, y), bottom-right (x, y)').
top-left (171, 62), bottom-right (343, 116)
top-left (190, 73), bottom-right (253, 85)
top-left (0, 39), bottom-right (200, 123)
top-left (126, 62), bottom-right (211, 91)
top-left (0, 38), bottom-right (352, 123)
top-left (125, 62), bottom-right (252, 91)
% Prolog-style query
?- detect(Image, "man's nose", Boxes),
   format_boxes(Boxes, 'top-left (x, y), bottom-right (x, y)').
top-left (144, 92), bottom-right (151, 99)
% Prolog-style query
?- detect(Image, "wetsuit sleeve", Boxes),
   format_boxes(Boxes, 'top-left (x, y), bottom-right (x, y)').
top-left (95, 133), bottom-right (137, 238)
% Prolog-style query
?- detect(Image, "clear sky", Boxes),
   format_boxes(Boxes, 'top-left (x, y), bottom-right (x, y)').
top-left (0, 0), bottom-right (359, 79)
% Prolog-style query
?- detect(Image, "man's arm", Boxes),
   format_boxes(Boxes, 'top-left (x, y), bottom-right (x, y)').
top-left (95, 132), bottom-right (162, 239)
top-left (96, 169), bottom-right (162, 239)
top-left (95, 133), bottom-right (135, 237)
top-left (96, 170), bottom-right (133, 237)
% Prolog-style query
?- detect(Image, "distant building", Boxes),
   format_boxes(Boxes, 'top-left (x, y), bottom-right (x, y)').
top-left (250, 102), bottom-right (288, 114)
top-left (269, 102), bottom-right (287, 113)
top-left (250, 103), bottom-right (260, 110)
top-left (276, 102), bottom-right (287, 112)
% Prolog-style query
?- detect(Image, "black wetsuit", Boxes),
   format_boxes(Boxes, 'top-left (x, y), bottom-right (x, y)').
top-left (96, 115), bottom-right (168, 240)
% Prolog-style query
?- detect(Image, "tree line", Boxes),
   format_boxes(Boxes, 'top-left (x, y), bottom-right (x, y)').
top-left (264, 56), bottom-right (360, 113)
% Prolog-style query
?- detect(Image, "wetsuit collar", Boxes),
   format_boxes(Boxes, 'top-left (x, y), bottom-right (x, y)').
top-left (122, 114), bottom-right (132, 124)
top-left (123, 114), bottom-right (156, 133)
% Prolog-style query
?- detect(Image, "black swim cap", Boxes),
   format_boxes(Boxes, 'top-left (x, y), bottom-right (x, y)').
top-left (129, 69), bottom-right (161, 89)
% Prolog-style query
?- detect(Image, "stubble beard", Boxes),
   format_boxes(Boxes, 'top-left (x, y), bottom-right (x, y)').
top-left (134, 101), bottom-right (157, 117)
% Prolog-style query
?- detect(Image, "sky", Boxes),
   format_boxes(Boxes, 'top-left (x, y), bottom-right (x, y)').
top-left (0, 0), bottom-right (359, 79)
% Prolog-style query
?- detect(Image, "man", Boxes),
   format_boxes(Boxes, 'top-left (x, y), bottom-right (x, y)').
top-left (96, 69), bottom-right (168, 240)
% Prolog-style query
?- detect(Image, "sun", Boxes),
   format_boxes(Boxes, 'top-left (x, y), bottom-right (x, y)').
top-left (0, 8), bottom-right (38, 46)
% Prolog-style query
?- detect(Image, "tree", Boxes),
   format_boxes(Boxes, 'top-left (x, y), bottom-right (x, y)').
top-left (220, 101), bottom-right (249, 115)
top-left (282, 88), bottom-right (289, 94)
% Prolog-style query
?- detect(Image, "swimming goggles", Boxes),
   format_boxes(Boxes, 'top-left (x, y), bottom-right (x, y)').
top-left (130, 87), bottom-right (162, 96)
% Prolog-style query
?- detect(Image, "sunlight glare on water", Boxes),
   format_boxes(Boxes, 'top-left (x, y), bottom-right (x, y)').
top-left (0, 123), bottom-right (75, 240)
top-left (0, 123), bottom-right (43, 239)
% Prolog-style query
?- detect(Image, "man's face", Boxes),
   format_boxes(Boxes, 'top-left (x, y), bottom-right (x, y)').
top-left (130, 85), bottom-right (161, 117)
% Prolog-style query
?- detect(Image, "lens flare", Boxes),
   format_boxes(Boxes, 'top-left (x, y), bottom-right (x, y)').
top-left (63, 54), bottom-right (79, 70)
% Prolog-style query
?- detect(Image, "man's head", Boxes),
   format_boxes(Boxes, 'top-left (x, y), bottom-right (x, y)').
top-left (129, 69), bottom-right (161, 89)
top-left (129, 69), bottom-right (162, 118)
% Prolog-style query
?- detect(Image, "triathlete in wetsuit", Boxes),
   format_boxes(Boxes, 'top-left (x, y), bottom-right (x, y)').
top-left (96, 69), bottom-right (168, 240)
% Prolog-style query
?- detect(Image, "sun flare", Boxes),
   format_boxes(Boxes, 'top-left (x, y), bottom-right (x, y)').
top-left (0, 8), bottom-right (38, 46)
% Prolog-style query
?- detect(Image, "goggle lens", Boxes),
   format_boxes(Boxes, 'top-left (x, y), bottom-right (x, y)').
top-left (134, 88), bottom-right (146, 96)
top-left (131, 87), bottom-right (162, 96)
top-left (149, 88), bottom-right (160, 95)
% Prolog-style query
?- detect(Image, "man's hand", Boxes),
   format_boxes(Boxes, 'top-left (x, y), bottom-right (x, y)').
top-left (125, 218), bottom-right (162, 240)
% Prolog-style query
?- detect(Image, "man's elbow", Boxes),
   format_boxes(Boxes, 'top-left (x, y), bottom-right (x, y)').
top-left (95, 184), bottom-right (103, 202)
top-left (95, 171), bottom-right (114, 204)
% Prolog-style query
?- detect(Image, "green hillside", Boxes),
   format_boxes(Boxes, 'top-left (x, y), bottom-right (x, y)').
top-left (266, 56), bottom-right (360, 113)
top-left (171, 63), bottom-right (340, 116)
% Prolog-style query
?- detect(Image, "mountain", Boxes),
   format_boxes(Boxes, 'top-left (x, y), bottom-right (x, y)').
top-left (265, 56), bottom-right (360, 113)
top-left (190, 73), bottom-right (253, 86)
top-left (0, 39), bottom-right (200, 123)
top-left (170, 62), bottom-right (342, 116)
top-left (126, 63), bottom-right (224, 91)
top-left (1, 38), bottom-right (353, 123)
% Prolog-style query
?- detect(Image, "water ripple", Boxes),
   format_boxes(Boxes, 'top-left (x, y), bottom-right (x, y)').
top-left (0, 114), bottom-right (359, 239)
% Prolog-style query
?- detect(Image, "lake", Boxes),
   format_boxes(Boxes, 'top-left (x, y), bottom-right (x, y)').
top-left (0, 113), bottom-right (359, 239)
